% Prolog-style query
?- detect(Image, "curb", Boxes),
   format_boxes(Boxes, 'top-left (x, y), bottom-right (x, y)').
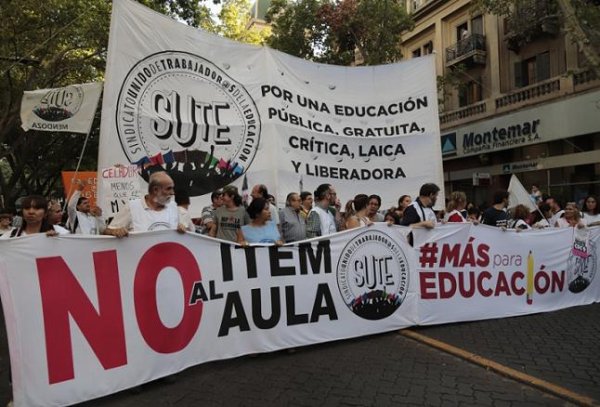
top-left (399, 329), bottom-right (599, 407)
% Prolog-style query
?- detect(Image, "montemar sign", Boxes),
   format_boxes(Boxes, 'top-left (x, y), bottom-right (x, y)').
top-left (98, 0), bottom-right (444, 217)
top-left (462, 119), bottom-right (541, 155)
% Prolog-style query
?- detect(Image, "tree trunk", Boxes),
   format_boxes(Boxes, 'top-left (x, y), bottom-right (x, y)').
top-left (556, 0), bottom-right (600, 77)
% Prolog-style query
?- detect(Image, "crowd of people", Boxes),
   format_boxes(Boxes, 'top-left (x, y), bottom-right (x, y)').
top-left (0, 172), bottom-right (599, 243)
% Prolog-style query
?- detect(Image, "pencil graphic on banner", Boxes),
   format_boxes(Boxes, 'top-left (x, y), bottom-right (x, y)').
top-left (526, 251), bottom-right (534, 304)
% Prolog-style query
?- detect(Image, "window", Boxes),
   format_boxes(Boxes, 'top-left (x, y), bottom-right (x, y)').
top-left (457, 22), bottom-right (469, 41)
top-left (471, 16), bottom-right (483, 35)
top-left (458, 80), bottom-right (483, 107)
top-left (514, 51), bottom-right (550, 87)
top-left (423, 41), bottom-right (434, 55)
top-left (412, 48), bottom-right (422, 58)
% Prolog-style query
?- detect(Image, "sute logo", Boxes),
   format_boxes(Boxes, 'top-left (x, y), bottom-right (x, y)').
top-left (336, 230), bottom-right (409, 320)
top-left (151, 92), bottom-right (231, 148)
top-left (116, 51), bottom-right (261, 196)
top-left (34, 85), bottom-right (84, 121)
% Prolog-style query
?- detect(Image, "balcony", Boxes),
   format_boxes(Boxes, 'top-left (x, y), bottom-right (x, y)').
top-left (445, 34), bottom-right (487, 68)
top-left (495, 78), bottom-right (560, 109)
top-left (439, 70), bottom-right (599, 129)
top-left (440, 101), bottom-right (487, 125)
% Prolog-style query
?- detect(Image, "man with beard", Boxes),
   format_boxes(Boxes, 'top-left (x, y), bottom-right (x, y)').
top-left (306, 184), bottom-right (338, 238)
top-left (105, 171), bottom-right (186, 237)
top-left (400, 183), bottom-right (439, 229)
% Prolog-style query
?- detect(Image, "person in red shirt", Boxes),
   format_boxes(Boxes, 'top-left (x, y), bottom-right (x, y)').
top-left (444, 191), bottom-right (467, 222)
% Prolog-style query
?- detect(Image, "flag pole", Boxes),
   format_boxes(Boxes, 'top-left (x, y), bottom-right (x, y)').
top-left (61, 129), bottom-right (92, 213)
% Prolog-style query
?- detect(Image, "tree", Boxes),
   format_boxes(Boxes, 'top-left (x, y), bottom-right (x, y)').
top-left (138, 0), bottom-right (216, 28)
top-left (474, 0), bottom-right (600, 76)
top-left (265, 0), bottom-right (326, 60)
top-left (266, 0), bottom-right (413, 66)
top-left (0, 0), bottom-right (225, 208)
top-left (0, 0), bottom-right (111, 207)
top-left (214, 0), bottom-right (271, 45)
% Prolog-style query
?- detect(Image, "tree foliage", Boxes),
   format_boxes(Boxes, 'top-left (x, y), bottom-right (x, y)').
top-left (138, 0), bottom-right (216, 27)
top-left (266, 0), bottom-right (413, 66)
top-left (0, 0), bottom-right (262, 209)
top-left (214, 0), bottom-right (271, 45)
top-left (0, 0), bottom-right (111, 207)
top-left (473, 0), bottom-right (600, 75)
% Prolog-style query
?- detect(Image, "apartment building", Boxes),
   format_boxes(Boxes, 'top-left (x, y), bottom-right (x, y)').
top-left (401, 0), bottom-right (600, 205)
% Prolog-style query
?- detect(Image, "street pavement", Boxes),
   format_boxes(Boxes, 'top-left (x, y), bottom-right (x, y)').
top-left (1, 303), bottom-right (599, 406)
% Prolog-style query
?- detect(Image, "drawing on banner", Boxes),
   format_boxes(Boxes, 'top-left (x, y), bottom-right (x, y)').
top-left (336, 229), bottom-right (409, 320)
top-left (567, 228), bottom-right (597, 293)
top-left (33, 85), bottom-right (84, 122)
top-left (116, 51), bottom-right (261, 197)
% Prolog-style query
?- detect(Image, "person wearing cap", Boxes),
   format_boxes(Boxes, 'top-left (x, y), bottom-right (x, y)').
top-left (209, 185), bottom-right (250, 242)
top-left (200, 190), bottom-right (223, 234)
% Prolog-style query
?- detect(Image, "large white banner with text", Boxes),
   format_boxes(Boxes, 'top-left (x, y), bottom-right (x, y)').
top-left (0, 225), bottom-right (417, 406)
top-left (413, 224), bottom-right (600, 325)
top-left (98, 0), bottom-right (444, 217)
top-left (1, 225), bottom-right (599, 405)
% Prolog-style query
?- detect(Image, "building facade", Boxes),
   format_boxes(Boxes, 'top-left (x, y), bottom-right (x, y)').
top-left (401, 0), bottom-right (600, 205)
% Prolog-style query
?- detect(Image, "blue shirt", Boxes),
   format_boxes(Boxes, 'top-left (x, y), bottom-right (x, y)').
top-left (241, 221), bottom-right (281, 244)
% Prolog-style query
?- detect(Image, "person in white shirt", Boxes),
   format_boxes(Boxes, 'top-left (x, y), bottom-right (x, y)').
top-left (581, 195), bottom-right (600, 227)
top-left (1, 195), bottom-right (69, 238)
top-left (67, 179), bottom-right (105, 235)
top-left (104, 172), bottom-right (187, 237)
top-left (306, 184), bottom-right (338, 238)
top-left (545, 196), bottom-right (564, 227)
top-left (175, 190), bottom-right (196, 232)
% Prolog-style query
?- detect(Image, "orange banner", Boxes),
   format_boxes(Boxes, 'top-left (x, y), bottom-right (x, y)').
top-left (61, 171), bottom-right (97, 208)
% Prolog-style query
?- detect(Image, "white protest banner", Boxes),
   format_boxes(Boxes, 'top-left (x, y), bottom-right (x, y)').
top-left (413, 224), bottom-right (600, 325)
top-left (20, 82), bottom-right (102, 134)
top-left (100, 165), bottom-right (143, 217)
top-left (1, 223), bottom-right (600, 405)
top-left (0, 225), bottom-right (417, 406)
top-left (98, 0), bottom-right (444, 217)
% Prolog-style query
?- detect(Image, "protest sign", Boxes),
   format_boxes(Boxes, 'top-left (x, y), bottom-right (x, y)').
top-left (99, 165), bottom-right (143, 217)
top-left (1, 224), bottom-right (599, 405)
top-left (0, 225), bottom-right (416, 406)
top-left (61, 171), bottom-right (98, 208)
top-left (98, 0), bottom-right (444, 217)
